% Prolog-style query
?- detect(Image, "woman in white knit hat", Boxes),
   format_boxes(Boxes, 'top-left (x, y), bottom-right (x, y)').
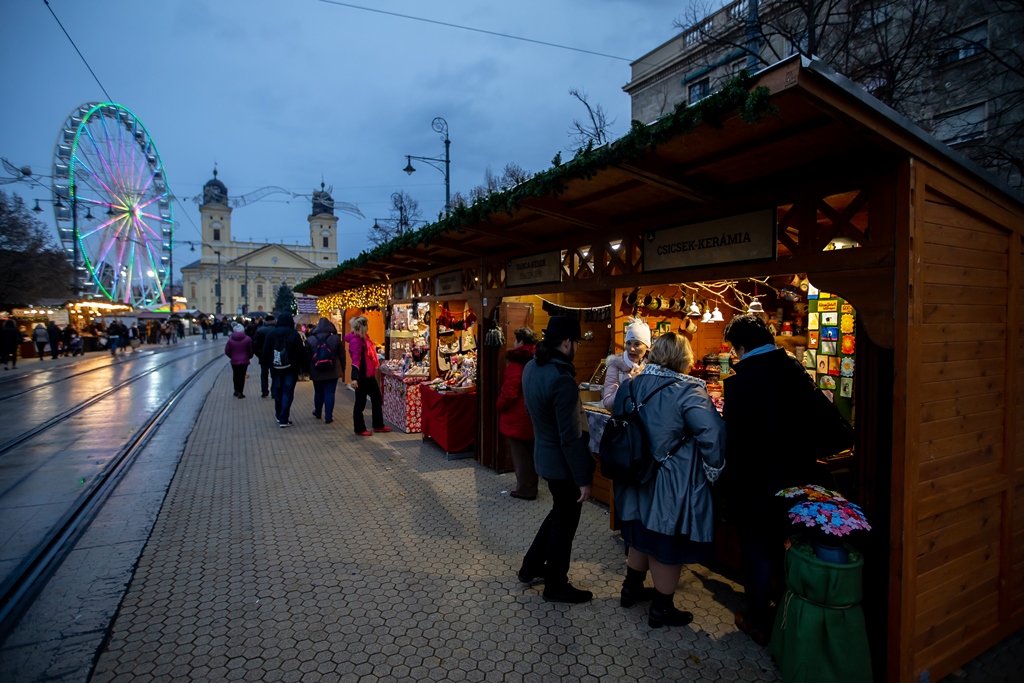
top-left (602, 318), bottom-right (652, 410)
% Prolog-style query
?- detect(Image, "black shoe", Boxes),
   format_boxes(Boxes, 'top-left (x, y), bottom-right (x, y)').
top-left (517, 568), bottom-right (541, 584)
top-left (543, 583), bottom-right (592, 604)
top-left (621, 584), bottom-right (658, 608)
top-left (324, 419), bottom-right (333, 424)
top-left (648, 602), bottom-right (694, 628)
top-left (312, 412), bottom-right (321, 419)
top-left (233, 391), bottom-right (240, 397)
top-left (238, 394), bottom-right (245, 398)
top-left (278, 421), bottom-right (293, 428)
top-left (261, 393), bottom-right (269, 398)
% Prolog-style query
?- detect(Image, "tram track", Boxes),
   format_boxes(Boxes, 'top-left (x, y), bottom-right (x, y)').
top-left (0, 342), bottom-right (208, 401)
top-left (0, 352), bottom-right (223, 643)
top-left (0, 346), bottom-right (215, 457)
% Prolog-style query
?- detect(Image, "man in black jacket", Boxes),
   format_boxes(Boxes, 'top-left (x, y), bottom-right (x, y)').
top-left (518, 316), bottom-right (594, 604)
top-left (262, 313), bottom-right (305, 427)
top-left (253, 315), bottom-right (276, 398)
top-left (46, 321), bottom-right (62, 360)
top-left (722, 313), bottom-right (852, 646)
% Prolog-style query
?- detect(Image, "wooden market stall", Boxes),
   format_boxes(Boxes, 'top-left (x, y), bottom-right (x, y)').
top-left (298, 56), bottom-right (1024, 682)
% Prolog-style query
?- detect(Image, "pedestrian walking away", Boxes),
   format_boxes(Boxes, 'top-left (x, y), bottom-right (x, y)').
top-left (32, 323), bottom-right (48, 361)
top-left (263, 313), bottom-right (305, 427)
top-left (129, 323), bottom-right (142, 352)
top-left (61, 322), bottom-right (76, 357)
top-left (344, 315), bottom-right (387, 436)
top-left (719, 314), bottom-right (854, 647)
top-left (1, 318), bottom-right (21, 369)
top-left (610, 332), bottom-right (725, 628)
top-left (496, 326), bottom-right (538, 500)
top-left (225, 323), bottom-right (254, 398)
top-left (517, 316), bottom-right (594, 604)
top-left (305, 317), bottom-right (345, 424)
top-left (253, 315), bottom-right (276, 398)
top-left (200, 317), bottom-right (209, 340)
top-left (46, 320), bottom-right (62, 360)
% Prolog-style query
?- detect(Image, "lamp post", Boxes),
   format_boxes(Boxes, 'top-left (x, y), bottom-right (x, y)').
top-left (404, 117), bottom-right (451, 215)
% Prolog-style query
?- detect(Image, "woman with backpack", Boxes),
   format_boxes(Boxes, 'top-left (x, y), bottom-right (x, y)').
top-left (305, 317), bottom-right (344, 424)
top-left (610, 332), bottom-right (725, 629)
top-left (344, 315), bottom-right (388, 436)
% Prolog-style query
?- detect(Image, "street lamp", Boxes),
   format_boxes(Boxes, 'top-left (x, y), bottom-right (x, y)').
top-left (371, 191), bottom-right (411, 236)
top-left (404, 117), bottom-right (451, 215)
top-left (187, 241), bottom-right (222, 315)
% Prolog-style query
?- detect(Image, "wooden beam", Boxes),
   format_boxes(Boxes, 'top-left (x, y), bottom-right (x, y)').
top-left (519, 196), bottom-right (611, 231)
top-left (454, 225), bottom-right (537, 246)
top-left (417, 235), bottom-right (486, 257)
top-left (616, 160), bottom-right (717, 203)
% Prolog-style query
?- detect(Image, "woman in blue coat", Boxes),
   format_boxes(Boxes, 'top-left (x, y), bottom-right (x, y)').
top-left (612, 332), bottom-right (725, 628)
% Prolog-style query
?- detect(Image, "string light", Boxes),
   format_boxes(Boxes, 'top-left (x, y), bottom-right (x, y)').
top-left (317, 283), bottom-right (389, 314)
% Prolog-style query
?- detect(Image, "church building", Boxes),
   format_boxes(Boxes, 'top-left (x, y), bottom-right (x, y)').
top-left (181, 170), bottom-right (340, 315)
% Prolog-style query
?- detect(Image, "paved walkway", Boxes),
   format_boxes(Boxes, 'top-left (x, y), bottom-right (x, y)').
top-left (90, 368), bottom-right (779, 682)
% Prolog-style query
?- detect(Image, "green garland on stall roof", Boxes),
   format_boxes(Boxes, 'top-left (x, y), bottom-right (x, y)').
top-left (295, 74), bottom-right (777, 293)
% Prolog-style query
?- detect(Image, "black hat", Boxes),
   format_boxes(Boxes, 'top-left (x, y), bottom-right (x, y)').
top-left (543, 315), bottom-right (583, 342)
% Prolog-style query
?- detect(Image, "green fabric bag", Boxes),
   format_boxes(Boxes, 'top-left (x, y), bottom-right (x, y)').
top-left (770, 535), bottom-right (872, 682)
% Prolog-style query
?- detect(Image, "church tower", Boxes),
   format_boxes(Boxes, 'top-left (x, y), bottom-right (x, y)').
top-left (200, 168), bottom-right (233, 259)
top-left (308, 182), bottom-right (339, 266)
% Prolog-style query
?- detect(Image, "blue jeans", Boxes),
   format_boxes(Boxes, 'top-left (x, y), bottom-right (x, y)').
top-left (271, 370), bottom-right (297, 423)
top-left (312, 378), bottom-right (338, 422)
top-left (109, 337), bottom-right (119, 355)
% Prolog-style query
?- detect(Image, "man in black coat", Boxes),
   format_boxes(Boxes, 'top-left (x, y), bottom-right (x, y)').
top-left (518, 316), bottom-right (594, 604)
top-left (721, 313), bottom-right (852, 646)
top-left (262, 313), bottom-right (305, 427)
top-left (252, 315), bottom-right (276, 398)
top-left (47, 321), bottom-right (62, 360)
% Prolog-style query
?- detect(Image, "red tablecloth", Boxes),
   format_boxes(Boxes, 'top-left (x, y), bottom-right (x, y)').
top-left (381, 371), bottom-right (427, 433)
top-left (418, 385), bottom-right (477, 454)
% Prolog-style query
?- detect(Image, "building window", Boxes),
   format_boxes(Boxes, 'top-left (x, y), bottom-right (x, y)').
top-left (213, 228), bottom-right (220, 241)
top-left (322, 236), bottom-right (329, 248)
top-left (932, 103), bottom-right (987, 145)
top-left (190, 284), bottom-right (196, 299)
top-left (937, 23), bottom-right (987, 67)
top-left (324, 256), bottom-right (329, 260)
top-left (688, 79), bottom-right (710, 105)
top-left (257, 283), bottom-right (264, 298)
top-left (240, 284), bottom-right (247, 298)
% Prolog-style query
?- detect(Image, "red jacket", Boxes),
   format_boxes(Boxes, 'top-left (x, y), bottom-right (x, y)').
top-left (497, 344), bottom-right (536, 440)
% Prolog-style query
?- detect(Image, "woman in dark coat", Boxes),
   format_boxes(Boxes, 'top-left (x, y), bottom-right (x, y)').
top-left (612, 332), bottom-right (725, 629)
top-left (496, 327), bottom-right (538, 499)
top-left (2, 318), bottom-right (22, 369)
top-left (305, 317), bottom-right (345, 424)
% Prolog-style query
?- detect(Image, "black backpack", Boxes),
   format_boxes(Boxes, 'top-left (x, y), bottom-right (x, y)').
top-left (599, 379), bottom-right (675, 486)
top-left (272, 332), bottom-right (291, 370)
top-left (311, 334), bottom-right (336, 371)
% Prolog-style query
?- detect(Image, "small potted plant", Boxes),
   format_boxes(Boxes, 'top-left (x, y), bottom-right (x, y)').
top-left (776, 485), bottom-right (871, 563)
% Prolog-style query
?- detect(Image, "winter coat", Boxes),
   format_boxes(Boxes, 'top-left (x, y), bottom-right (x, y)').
top-left (62, 325), bottom-right (75, 345)
top-left (602, 352), bottom-right (645, 411)
top-left (305, 319), bottom-right (344, 382)
top-left (262, 315), bottom-right (305, 375)
top-left (497, 344), bottom-right (536, 440)
top-left (32, 325), bottom-right (48, 343)
top-left (612, 364), bottom-right (726, 542)
top-left (47, 323), bottom-right (61, 345)
top-left (225, 329), bottom-right (254, 365)
top-left (253, 322), bottom-right (275, 365)
top-left (344, 332), bottom-right (379, 379)
top-left (720, 348), bottom-right (838, 532)
top-left (521, 348), bottom-right (594, 487)
top-left (2, 325), bottom-right (21, 352)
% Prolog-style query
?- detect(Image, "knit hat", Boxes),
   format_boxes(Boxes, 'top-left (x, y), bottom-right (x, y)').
top-left (232, 323), bottom-right (244, 333)
top-left (624, 318), bottom-right (651, 347)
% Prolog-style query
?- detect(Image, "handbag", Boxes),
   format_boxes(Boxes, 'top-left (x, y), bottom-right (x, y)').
top-left (599, 379), bottom-right (675, 486)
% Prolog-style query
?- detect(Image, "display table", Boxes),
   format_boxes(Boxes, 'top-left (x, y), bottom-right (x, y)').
top-left (380, 369), bottom-right (429, 433)
top-left (584, 405), bottom-right (618, 530)
top-left (418, 385), bottom-right (477, 457)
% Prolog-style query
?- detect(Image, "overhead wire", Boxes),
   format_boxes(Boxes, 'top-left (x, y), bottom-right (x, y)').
top-left (42, 0), bottom-right (113, 101)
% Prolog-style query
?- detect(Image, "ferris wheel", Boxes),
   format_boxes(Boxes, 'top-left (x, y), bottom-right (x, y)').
top-left (52, 103), bottom-right (173, 308)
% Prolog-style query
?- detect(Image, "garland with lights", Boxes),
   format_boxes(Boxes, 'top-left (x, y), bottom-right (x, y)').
top-left (317, 283), bottom-right (389, 314)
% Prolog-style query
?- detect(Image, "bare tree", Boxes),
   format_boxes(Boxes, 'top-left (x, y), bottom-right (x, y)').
top-left (367, 190), bottom-right (421, 247)
top-left (568, 87), bottom-right (615, 151)
top-left (0, 190), bottom-right (74, 303)
top-left (453, 163), bottom-right (533, 208)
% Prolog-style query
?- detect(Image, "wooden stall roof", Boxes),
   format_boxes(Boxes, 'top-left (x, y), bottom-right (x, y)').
top-left (296, 56), bottom-right (1024, 297)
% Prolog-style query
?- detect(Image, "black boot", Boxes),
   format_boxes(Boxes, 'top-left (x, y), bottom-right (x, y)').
top-left (621, 566), bottom-right (657, 607)
top-left (648, 589), bottom-right (693, 628)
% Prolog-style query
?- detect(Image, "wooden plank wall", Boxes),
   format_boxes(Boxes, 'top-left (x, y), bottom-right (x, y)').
top-left (1013, 236), bottom-right (1024, 613)
top-left (903, 164), bottom-right (1023, 682)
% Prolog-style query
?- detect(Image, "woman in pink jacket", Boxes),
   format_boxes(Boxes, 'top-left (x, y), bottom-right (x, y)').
top-left (344, 315), bottom-right (388, 436)
top-left (602, 318), bottom-right (652, 411)
top-left (496, 327), bottom-right (538, 500)
top-left (224, 323), bottom-right (254, 398)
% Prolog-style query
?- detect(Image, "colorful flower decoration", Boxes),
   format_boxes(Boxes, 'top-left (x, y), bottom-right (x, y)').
top-left (841, 335), bottom-right (856, 355)
top-left (840, 356), bottom-right (855, 377)
top-left (776, 485), bottom-right (870, 536)
top-left (840, 314), bottom-right (855, 334)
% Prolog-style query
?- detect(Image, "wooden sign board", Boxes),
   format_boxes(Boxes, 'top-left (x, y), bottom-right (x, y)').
top-left (506, 250), bottom-right (562, 287)
top-left (644, 209), bottom-right (776, 272)
top-left (434, 271), bottom-right (462, 296)
top-left (393, 281), bottom-right (410, 300)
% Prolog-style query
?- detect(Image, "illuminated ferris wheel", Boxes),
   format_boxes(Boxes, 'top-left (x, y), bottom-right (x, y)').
top-left (52, 103), bottom-right (173, 308)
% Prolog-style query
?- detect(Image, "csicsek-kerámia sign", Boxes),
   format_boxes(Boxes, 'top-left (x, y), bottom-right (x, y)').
top-left (644, 209), bottom-right (776, 272)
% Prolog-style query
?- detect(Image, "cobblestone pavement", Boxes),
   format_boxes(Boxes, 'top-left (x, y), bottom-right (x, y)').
top-left (91, 368), bottom-right (779, 682)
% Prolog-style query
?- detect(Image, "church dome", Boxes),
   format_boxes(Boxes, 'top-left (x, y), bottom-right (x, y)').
top-left (311, 182), bottom-right (334, 216)
top-left (202, 168), bottom-right (229, 206)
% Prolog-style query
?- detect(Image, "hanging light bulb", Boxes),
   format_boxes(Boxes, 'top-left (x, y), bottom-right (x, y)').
top-left (747, 297), bottom-right (763, 314)
top-left (710, 306), bottom-right (725, 322)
